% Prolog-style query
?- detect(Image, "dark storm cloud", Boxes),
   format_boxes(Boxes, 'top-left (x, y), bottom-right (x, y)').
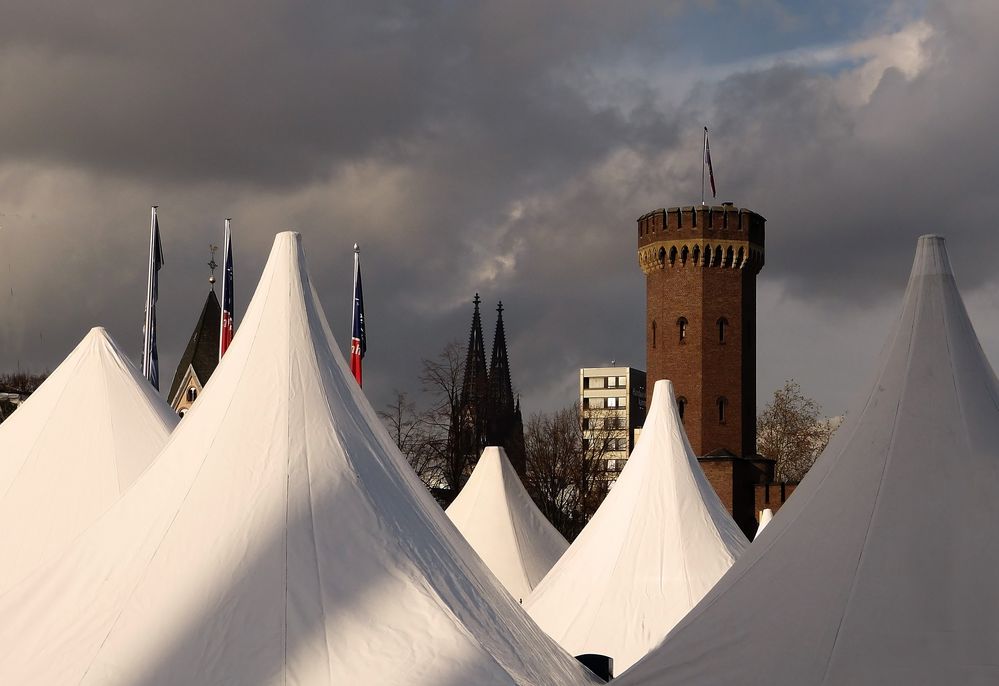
top-left (0, 0), bottom-right (681, 186)
top-left (2, 0), bottom-right (999, 420)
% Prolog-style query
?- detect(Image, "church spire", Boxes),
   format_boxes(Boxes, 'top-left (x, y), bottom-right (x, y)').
top-left (460, 294), bottom-right (489, 413)
top-left (487, 301), bottom-right (515, 425)
top-left (455, 294), bottom-right (490, 490)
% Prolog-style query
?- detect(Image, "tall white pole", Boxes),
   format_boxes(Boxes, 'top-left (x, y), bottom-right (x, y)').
top-left (142, 206), bottom-right (157, 378)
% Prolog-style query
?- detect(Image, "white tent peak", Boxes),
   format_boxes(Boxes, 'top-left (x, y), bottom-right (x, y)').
top-left (446, 446), bottom-right (568, 602)
top-left (616, 235), bottom-right (999, 685)
top-left (525, 378), bottom-right (747, 674)
top-left (0, 232), bottom-right (598, 685)
top-left (754, 508), bottom-right (773, 539)
top-left (0, 324), bottom-right (177, 591)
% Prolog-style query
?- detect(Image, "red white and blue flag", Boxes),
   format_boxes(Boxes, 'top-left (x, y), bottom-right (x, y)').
top-left (142, 206), bottom-right (164, 390)
top-left (350, 244), bottom-right (366, 386)
top-left (219, 218), bottom-right (234, 360)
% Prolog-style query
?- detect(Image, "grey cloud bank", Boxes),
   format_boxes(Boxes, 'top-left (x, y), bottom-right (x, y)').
top-left (1, 0), bottom-right (998, 422)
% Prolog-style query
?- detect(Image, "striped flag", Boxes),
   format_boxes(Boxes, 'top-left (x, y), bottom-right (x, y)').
top-left (142, 206), bottom-right (164, 390)
top-left (704, 126), bottom-right (717, 199)
top-left (350, 244), bottom-right (366, 386)
top-left (219, 218), bottom-right (234, 360)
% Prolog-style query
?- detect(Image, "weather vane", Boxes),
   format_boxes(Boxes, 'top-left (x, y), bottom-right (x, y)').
top-left (208, 244), bottom-right (219, 288)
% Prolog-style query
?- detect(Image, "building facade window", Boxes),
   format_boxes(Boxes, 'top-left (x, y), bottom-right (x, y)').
top-left (677, 317), bottom-right (688, 343)
top-left (187, 386), bottom-right (198, 402)
top-left (718, 396), bottom-right (727, 423)
top-left (718, 317), bottom-right (728, 344)
top-left (677, 396), bottom-right (687, 421)
top-left (652, 320), bottom-right (657, 349)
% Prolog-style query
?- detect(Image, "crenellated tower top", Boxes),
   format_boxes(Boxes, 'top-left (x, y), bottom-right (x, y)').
top-left (637, 203), bottom-right (765, 276)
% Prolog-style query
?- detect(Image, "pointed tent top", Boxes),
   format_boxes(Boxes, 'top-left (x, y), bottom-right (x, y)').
top-left (447, 446), bottom-right (568, 602)
top-left (0, 232), bottom-right (598, 685)
top-left (0, 325), bottom-right (177, 590)
top-left (912, 233), bottom-right (949, 276)
top-left (353, 242), bottom-right (359, 253)
top-left (616, 234), bottom-right (999, 685)
top-left (525, 378), bottom-right (747, 673)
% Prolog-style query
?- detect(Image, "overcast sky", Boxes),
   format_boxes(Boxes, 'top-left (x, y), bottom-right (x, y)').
top-left (2, 0), bottom-right (998, 422)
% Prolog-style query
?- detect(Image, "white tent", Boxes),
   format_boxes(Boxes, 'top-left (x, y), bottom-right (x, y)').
top-left (755, 508), bottom-right (773, 538)
top-left (616, 235), bottom-right (999, 685)
top-left (525, 379), bottom-right (748, 674)
top-left (0, 233), bottom-right (599, 686)
top-left (0, 326), bottom-right (177, 589)
top-left (446, 446), bottom-right (568, 602)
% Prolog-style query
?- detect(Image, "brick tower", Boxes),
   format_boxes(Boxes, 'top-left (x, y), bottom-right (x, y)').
top-left (637, 204), bottom-right (768, 536)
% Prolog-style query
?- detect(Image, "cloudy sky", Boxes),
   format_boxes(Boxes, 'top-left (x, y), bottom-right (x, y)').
top-left (1, 0), bottom-right (998, 421)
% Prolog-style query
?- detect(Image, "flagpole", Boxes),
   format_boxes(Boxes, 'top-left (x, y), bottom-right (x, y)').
top-left (701, 126), bottom-right (707, 206)
top-left (142, 206), bottom-right (157, 378)
top-left (351, 243), bottom-right (359, 337)
top-left (219, 217), bottom-right (231, 361)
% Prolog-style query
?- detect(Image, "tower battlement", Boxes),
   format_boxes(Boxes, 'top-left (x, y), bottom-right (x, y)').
top-left (637, 205), bottom-right (765, 275)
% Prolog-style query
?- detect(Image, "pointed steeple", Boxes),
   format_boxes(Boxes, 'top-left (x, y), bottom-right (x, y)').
top-left (454, 294), bottom-right (490, 489)
top-left (167, 290), bottom-right (221, 410)
top-left (487, 301), bottom-right (526, 473)
top-left (488, 301), bottom-right (515, 423)
top-left (459, 294), bottom-right (489, 413)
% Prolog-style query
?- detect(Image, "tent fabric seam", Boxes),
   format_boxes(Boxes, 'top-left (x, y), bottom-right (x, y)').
top-left (816, 271), bottom-right (922, 685)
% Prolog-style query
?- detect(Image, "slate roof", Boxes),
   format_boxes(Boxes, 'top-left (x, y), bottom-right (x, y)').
top-left (167, 290), bottom-right (221, 405)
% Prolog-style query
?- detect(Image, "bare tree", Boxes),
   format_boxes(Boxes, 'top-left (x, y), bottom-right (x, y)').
top-left (757, 379), bottom-right (840, 483)
top-left (417, 340), bottom-right (466, 498)
top-left (524, 403), bottom-right (610, 540)
top-left (377, 391), bottom-right (439, 485)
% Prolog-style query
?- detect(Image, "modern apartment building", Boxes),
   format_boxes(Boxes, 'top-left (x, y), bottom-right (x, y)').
top-left (579, 366), bottom-right (647, 475)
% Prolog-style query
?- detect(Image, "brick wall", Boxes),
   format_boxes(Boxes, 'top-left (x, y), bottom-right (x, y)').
top-left (638, 205), bottom-right (764, 458)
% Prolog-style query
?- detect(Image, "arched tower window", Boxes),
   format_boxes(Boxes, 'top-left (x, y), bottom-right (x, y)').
top-left (718, 318), bottom-right (728, 344)
top-left (658, 246), bottom-right (666, 267)
top-left (677, 396), bottom-right (687, 422)
top-left (680, 245), bottom-right (689, 266)
top-left (725, 246), bottom-right (735, 268)
top-left (651, 320), bottom-right (657, 349)
top-left (715, 246), bottom-right (723, 266)
top-left (692, 245), bottom-right (700, 265)
top-left (717, 397), bottom-right (727, 424)
top-left (669, 246), bottom-right (677, 267)
top-left (677, 317), bottom-right (688, 343)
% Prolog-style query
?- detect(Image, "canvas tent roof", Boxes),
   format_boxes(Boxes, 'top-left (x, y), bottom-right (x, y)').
top-left (616, 235), bottom-right (999, 685)
top-left (0, 233), bottom-right (599, 686)
top-left (525, 379), bottom-right (748, 674)
top-left (755, 508), bottom-right (773, 538)
top-left (446, 445), bottom-right (568, 602)
top-left (0, 326), bottom-right (177, 589)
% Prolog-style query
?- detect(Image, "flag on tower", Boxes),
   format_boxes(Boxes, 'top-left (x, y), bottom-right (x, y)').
top-left (704, 126), bottom-right (717, 199)
top-left (142, 206), bottom-right (164, 390)
top-left (219, 218), bottom-right (235, 360)
top-left (350, 244), bottom-right (366, 386)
